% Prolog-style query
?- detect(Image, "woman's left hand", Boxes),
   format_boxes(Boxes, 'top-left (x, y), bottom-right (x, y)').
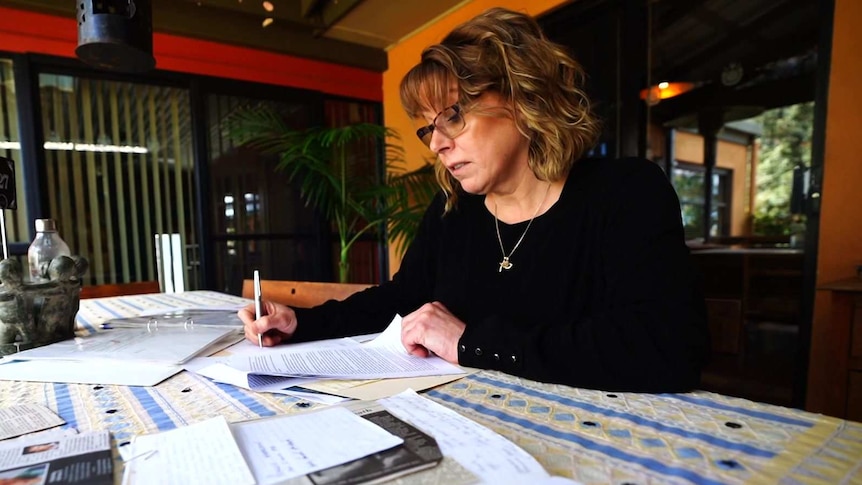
top-left (400, 302), bottom-right (466, 364)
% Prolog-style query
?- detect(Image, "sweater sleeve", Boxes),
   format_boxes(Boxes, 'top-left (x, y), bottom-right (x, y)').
top-left (456, 160), bottom-right (710, 392)
top-left (289, 193), bottom-right (445, 343)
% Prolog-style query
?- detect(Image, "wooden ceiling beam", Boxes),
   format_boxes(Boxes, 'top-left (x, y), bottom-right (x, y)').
top-left (652, 71), bottom-right (817, 125)
top-left (658, 0), bottom-right (808, 82)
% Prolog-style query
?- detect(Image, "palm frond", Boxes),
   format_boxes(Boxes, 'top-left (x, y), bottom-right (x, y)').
top-left (223, 105), bottom-right (439, 280)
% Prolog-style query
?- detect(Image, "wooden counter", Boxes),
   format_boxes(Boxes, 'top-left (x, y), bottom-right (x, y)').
top-left (808, 277), bottom-right (862, 420)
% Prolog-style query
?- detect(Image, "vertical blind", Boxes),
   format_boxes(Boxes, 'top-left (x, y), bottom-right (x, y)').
top-left (38, 75), bottom-right (197, 287)
top-left (0, 58), bottom-right (27, 244)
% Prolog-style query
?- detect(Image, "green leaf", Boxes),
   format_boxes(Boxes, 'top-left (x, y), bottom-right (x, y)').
top-left (223, 105), bottom-right (438, 281)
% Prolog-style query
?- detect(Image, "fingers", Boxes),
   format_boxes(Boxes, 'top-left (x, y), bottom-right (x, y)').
top-left (404, 343), bottom-right (429, 358)
top-left (400, 302), bottom-right (465, 364)
top-left (238, 301), bottom-right (297, 347)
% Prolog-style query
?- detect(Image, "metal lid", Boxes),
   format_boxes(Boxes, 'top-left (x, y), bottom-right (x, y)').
top-left (34, 219), bottom-right (58, 232)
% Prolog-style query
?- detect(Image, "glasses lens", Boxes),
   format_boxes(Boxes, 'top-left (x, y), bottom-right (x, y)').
top-left (417, 125), bottom-right (434, 146)
top-left (437, 106), bottom-right (464, 138)
top-left (416, 105), bottom-right (465, 147)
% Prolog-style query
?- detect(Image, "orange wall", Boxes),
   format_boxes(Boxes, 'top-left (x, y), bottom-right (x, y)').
top-left (808, 0), bottom-right (862, 408)
top-left (0, 6), bottom-right (381, 101)
top-left (815, 0), bottom-right (862, 284)
top-left (383, 0), bottom-right (571, 274)
top-left (669, 131), bottom-right (750, 237)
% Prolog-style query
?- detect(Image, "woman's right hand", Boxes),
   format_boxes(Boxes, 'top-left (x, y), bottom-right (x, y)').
top-left (238, 300), bottom-right (298, 346)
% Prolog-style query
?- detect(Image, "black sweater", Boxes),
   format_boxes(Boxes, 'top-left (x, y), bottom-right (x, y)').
top-left (293, 157), bottom-right (710, 392)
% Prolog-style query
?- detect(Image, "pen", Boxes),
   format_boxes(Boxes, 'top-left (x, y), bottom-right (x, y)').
top-left (254, 269), bottom-right (263, 348)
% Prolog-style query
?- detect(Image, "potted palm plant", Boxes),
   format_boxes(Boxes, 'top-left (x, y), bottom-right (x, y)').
top-left (224, 105), bottom-right (437, 283)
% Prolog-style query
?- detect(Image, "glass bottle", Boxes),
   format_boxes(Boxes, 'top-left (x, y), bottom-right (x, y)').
top-left (27, 219), bottom-right (71, 283)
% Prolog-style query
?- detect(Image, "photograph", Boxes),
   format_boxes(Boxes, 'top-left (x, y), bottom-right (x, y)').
top-left (21, 443), bottom-right (58, 455)
top-left (0, 463), bottom-right (49, 485)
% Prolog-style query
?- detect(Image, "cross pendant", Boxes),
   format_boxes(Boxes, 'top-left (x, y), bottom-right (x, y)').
top-left (498, 257), bottom-right (513, 272)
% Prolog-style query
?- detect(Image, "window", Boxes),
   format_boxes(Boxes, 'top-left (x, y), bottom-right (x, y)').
top-left (0, 58), bottom-right (28, 245)
top-left (672, 162), bottom-right (731, 239)
top-left (37, 74), bottom-right (196, 288)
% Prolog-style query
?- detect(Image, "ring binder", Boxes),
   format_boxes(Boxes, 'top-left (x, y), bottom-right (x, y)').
top-left (102, 309), bottom-right (243, 330)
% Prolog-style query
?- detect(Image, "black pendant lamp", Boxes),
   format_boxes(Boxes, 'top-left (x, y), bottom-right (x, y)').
top-left (76, 0), bottom-right (156, 73)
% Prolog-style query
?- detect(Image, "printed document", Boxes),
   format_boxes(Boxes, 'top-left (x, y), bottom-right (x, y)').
top-left (0, 403), bottom-right (65, 441)
top-left (225, 316), bottom-right (464, 379)
top-left (0, 430), bottom-right (112, 485)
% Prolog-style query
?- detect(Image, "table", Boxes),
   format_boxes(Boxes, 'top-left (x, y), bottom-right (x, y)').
top-left (2, 291), bottom-right (861, 484)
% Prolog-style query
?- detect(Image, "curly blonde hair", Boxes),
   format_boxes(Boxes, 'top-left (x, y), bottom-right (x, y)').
top-left (400, 7), bottom-right (601, 212)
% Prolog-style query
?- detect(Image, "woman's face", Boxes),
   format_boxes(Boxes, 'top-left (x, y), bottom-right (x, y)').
top-left (422, 91), bottom-right (530, 195)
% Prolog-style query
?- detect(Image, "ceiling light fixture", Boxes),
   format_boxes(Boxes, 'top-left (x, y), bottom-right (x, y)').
top-left (262, 1), bottom-right (274, 12)
top-left (639, 82), bottom-right (696, 105)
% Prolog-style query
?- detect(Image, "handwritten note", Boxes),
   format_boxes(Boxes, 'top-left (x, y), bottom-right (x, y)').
top-left (231, 407), bottom-right (403, 485)
top-left (122, 416), bottom-right (255, 485)
top-left (381, 390), bottom-right (553, 484)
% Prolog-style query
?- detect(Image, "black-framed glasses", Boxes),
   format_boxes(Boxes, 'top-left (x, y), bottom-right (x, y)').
top-left (415, 104), bottom-right (466, 147)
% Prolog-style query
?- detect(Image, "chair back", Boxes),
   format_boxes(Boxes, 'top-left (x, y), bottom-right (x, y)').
top-left (241, 279), bottom-right (373, 308)
top-left (80, 281), bottom-right (161, 299)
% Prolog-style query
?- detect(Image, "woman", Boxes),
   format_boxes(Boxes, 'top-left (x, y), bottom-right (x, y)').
top-left (239, 7), bottom-right (709, 392)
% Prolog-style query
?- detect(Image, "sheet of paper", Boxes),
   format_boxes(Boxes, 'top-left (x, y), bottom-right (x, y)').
top-left (7, 326), bottom-right (239, 365)
top-left (218, 336), bottom-right (360, 357)
top-left (310, 373), bottom-right (475, 401)
top-left (122, 416), bottom-right (255, 485)
top-left (225, 316), bottom-right (464, 379)
top-left (380, 390), bottom-right (552, 484)
top-left (229, 346), bottom-right (464, 379)
top-left (0, 403), bottom-right (65, 441)
top-left (0, 358), bottom-right (180, 386)
top-left (192, 362), bottom-right (319, 392)
top-left (364, 314), bottom-right (409, 352)
top-left (268, 387), bottom-right (349, 405)
top-left (231, 406), bottom-right (403, 485)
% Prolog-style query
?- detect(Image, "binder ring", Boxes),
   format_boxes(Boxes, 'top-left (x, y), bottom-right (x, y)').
top-left (146, 317), bottom-right (158, 332)
top-left (184, 317), bottom-right (194, 329)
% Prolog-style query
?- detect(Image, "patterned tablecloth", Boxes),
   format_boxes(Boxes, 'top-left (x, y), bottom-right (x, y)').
top-left (1, 291), bottom-right (861, 484)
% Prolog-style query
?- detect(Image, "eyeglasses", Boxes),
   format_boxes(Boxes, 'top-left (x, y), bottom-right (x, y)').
top-left (415, 104), bottom-right (466, 147)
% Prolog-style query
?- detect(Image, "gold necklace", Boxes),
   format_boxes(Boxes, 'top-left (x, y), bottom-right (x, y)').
top-left (493, 183), bottom-right (551, 273)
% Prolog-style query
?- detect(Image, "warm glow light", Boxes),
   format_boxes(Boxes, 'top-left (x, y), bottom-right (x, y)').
top-left (639, 82), bottom-right (696, 105)
top-left (262, 1), bottom-right (274, 12)
top-left (262, 17), bottom-right (274, 27)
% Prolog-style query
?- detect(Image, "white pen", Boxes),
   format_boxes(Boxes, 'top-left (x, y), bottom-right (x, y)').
top-left (254, 269), bottom-right (263, 348)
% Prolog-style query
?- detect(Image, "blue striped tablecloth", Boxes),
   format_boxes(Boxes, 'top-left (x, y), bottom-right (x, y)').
top-left (1, 291), bottom-right (860, 484)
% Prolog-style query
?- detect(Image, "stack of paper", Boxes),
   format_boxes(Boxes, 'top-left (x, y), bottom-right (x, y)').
top-left (120, 390), bottom-right (577, 485)
top-left (0, 324), bottom-right (242, 386)
top-left (122, 407), bottom-right (406, 485)
top-left (189, 316), bottom-right (474, 401)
